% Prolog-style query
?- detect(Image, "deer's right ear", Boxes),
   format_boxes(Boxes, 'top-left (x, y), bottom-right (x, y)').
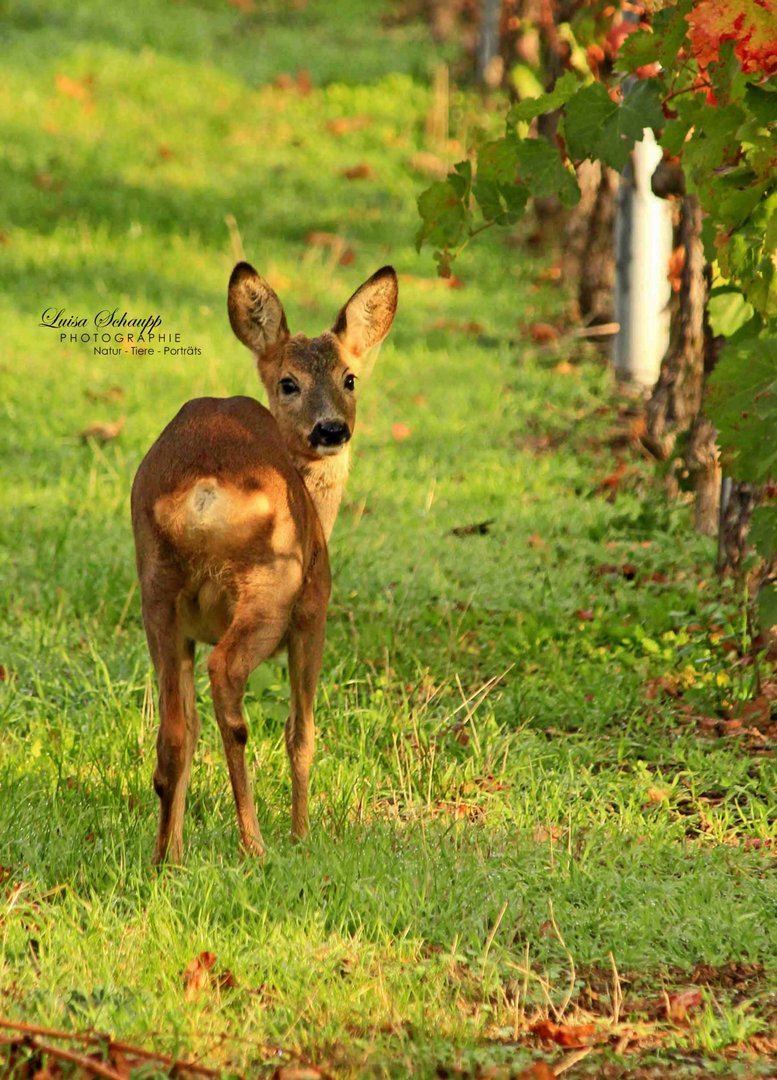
top-left (228, 262), bottom-right (289, 357)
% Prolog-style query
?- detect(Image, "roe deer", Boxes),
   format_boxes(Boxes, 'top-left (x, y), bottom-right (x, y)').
top-left (131, 262), bottom-right (398, 863)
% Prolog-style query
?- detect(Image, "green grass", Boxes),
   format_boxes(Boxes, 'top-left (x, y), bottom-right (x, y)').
top-left (1, 2), bottom-right (775, 1077)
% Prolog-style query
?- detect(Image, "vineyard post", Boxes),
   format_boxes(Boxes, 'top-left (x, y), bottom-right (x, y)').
top-left (613, 128), bottom-right (673, 388)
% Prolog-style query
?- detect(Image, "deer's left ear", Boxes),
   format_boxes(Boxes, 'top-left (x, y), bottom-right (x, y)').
top-left (332, 266), bottom-right (398, 367)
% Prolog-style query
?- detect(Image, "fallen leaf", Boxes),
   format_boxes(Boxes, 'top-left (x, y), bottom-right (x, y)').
top-left (228, 0), bottom-right (256, 10)
top-left (647, 786), bottom-right (670, 803)
top-left (342, 163), bottom-right (372, 180)
top-left (217, 968), bottom-right (238, 990)
top-left (451, 519), bottom-right (495, 537)
top-left (391, 422), bottom-right (412, 442)
top-left (644, 675), bottom-right (681, 700)
top-left (665, 987), bottom-right (703, 1022)
top-left (516, 1065), bottom-right (556, 1080)
top-left (326, 115), bottom-right (371, 137)
top-left (527, 533), bottom-right (546, 549)
top-left (446, 275), bottom-right (465, 289)
top-left (527, 321), bottom-right (560, 343)
top-left (55, 72), bottom-right (94, 103)
top-left (739, 695), bottom-right (772, 728)
top-left (183, 951), bottom-right (217, 1001)
top-left (575, 608), bottom-right (595, 622)
top-left (530, 1020), bottom-right (599, 1047)
top-left (554, 360), bottom-right (578, 375)
top-left (79, 417), bottom-right (125, 443)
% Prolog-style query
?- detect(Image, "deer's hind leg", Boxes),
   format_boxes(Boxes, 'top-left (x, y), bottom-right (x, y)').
top-left (207, 608), bottom-right (290, 858)
top-left (143, 590), bottom-right (201, 865)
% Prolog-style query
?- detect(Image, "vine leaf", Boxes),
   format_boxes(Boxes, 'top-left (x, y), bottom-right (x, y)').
top-left (564, 80), bottom-right (663, 171)
top-left (705, 334), bottom-right (777, 484)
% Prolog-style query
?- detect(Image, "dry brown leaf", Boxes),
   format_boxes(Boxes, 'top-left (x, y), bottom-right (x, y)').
top-left (342, 163), bottom-right (373, 180)
top-left (183, 950), bottom-right (217, 1001)
top-left (515, 1064), bottom-right (556, 1080)
top-left (527, 321), bottom-right (560, 343)
top-left (79, 417), bottom-right (125, 443)
top-left (530, 1019), bottom-right (599, 1047)
top-left (665, 987), bottom-right (703, 1022)
top-left (326, 115), bottom-right (371, 137)
top-left (739, 695), bottom-right (772, 727)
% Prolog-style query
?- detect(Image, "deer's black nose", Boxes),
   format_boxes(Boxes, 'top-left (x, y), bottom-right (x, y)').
top-left (310, 420), bottom-right (351, 448)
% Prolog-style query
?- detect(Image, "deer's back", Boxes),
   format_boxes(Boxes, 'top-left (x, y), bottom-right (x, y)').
top-left (131, 396), bottom-right (330, 645)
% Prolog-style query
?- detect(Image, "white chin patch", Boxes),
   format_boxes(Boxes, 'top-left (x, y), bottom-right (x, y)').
top-left (316, 444), bottom-right (346, 457)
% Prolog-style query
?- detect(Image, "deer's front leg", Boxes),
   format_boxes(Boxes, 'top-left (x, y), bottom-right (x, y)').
top-left (286, 600), bottom-right (326, 841)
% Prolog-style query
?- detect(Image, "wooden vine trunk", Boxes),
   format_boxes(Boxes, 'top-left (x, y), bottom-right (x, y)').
top-left (642, 190), bottom-right (722, 536)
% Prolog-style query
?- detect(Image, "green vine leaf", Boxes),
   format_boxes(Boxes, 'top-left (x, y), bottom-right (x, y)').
top-left (564, 79), bottom-right (663, 171)
top-left (508, 71), bottom-right (579, 125)
top-left (705, 334), bottom-right (777, 484)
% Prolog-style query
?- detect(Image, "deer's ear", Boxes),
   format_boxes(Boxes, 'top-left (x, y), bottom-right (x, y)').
top-left (228, 262), bottom-right (289, 357)
top-left (332, 266), bottom-right (397, 367)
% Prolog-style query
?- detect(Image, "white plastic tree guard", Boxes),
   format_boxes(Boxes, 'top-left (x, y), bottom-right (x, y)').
top-left (613, 128), bottom-right (674, 389)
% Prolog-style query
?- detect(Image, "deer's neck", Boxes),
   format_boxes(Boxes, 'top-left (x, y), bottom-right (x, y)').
top-left (296, 446), bottom-right (351, 542)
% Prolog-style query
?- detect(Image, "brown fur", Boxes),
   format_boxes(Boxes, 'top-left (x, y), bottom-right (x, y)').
top-left (131, 264), bottom-right (397, 863)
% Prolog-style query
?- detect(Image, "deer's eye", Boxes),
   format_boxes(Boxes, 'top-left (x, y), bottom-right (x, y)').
top-left (279, 377), bottom-right (299, 396)
top-left (344, 373), bottom-right (356, 392)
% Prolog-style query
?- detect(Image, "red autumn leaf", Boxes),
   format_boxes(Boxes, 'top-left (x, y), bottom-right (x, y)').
top-left (687, 0), bottom-right (777, 75)
top-left (342, 163), bottom-right (373, 180)
top-left (665, 987), bottom-right (703, 1022)
top-left (575, 608), bottom-right (595, 622)
top-left (183, 950), bottom-right (217, 1001)
top-left (391, 422), bottom-right (412, 442)
top-left (530, 1019), bottom-right (599, 1047)
top-left (446, 275), bottom-right (465, 289)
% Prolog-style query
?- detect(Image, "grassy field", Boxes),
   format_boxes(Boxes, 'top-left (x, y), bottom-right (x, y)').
top-left (1, 1), bottom-right (775, 1076)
